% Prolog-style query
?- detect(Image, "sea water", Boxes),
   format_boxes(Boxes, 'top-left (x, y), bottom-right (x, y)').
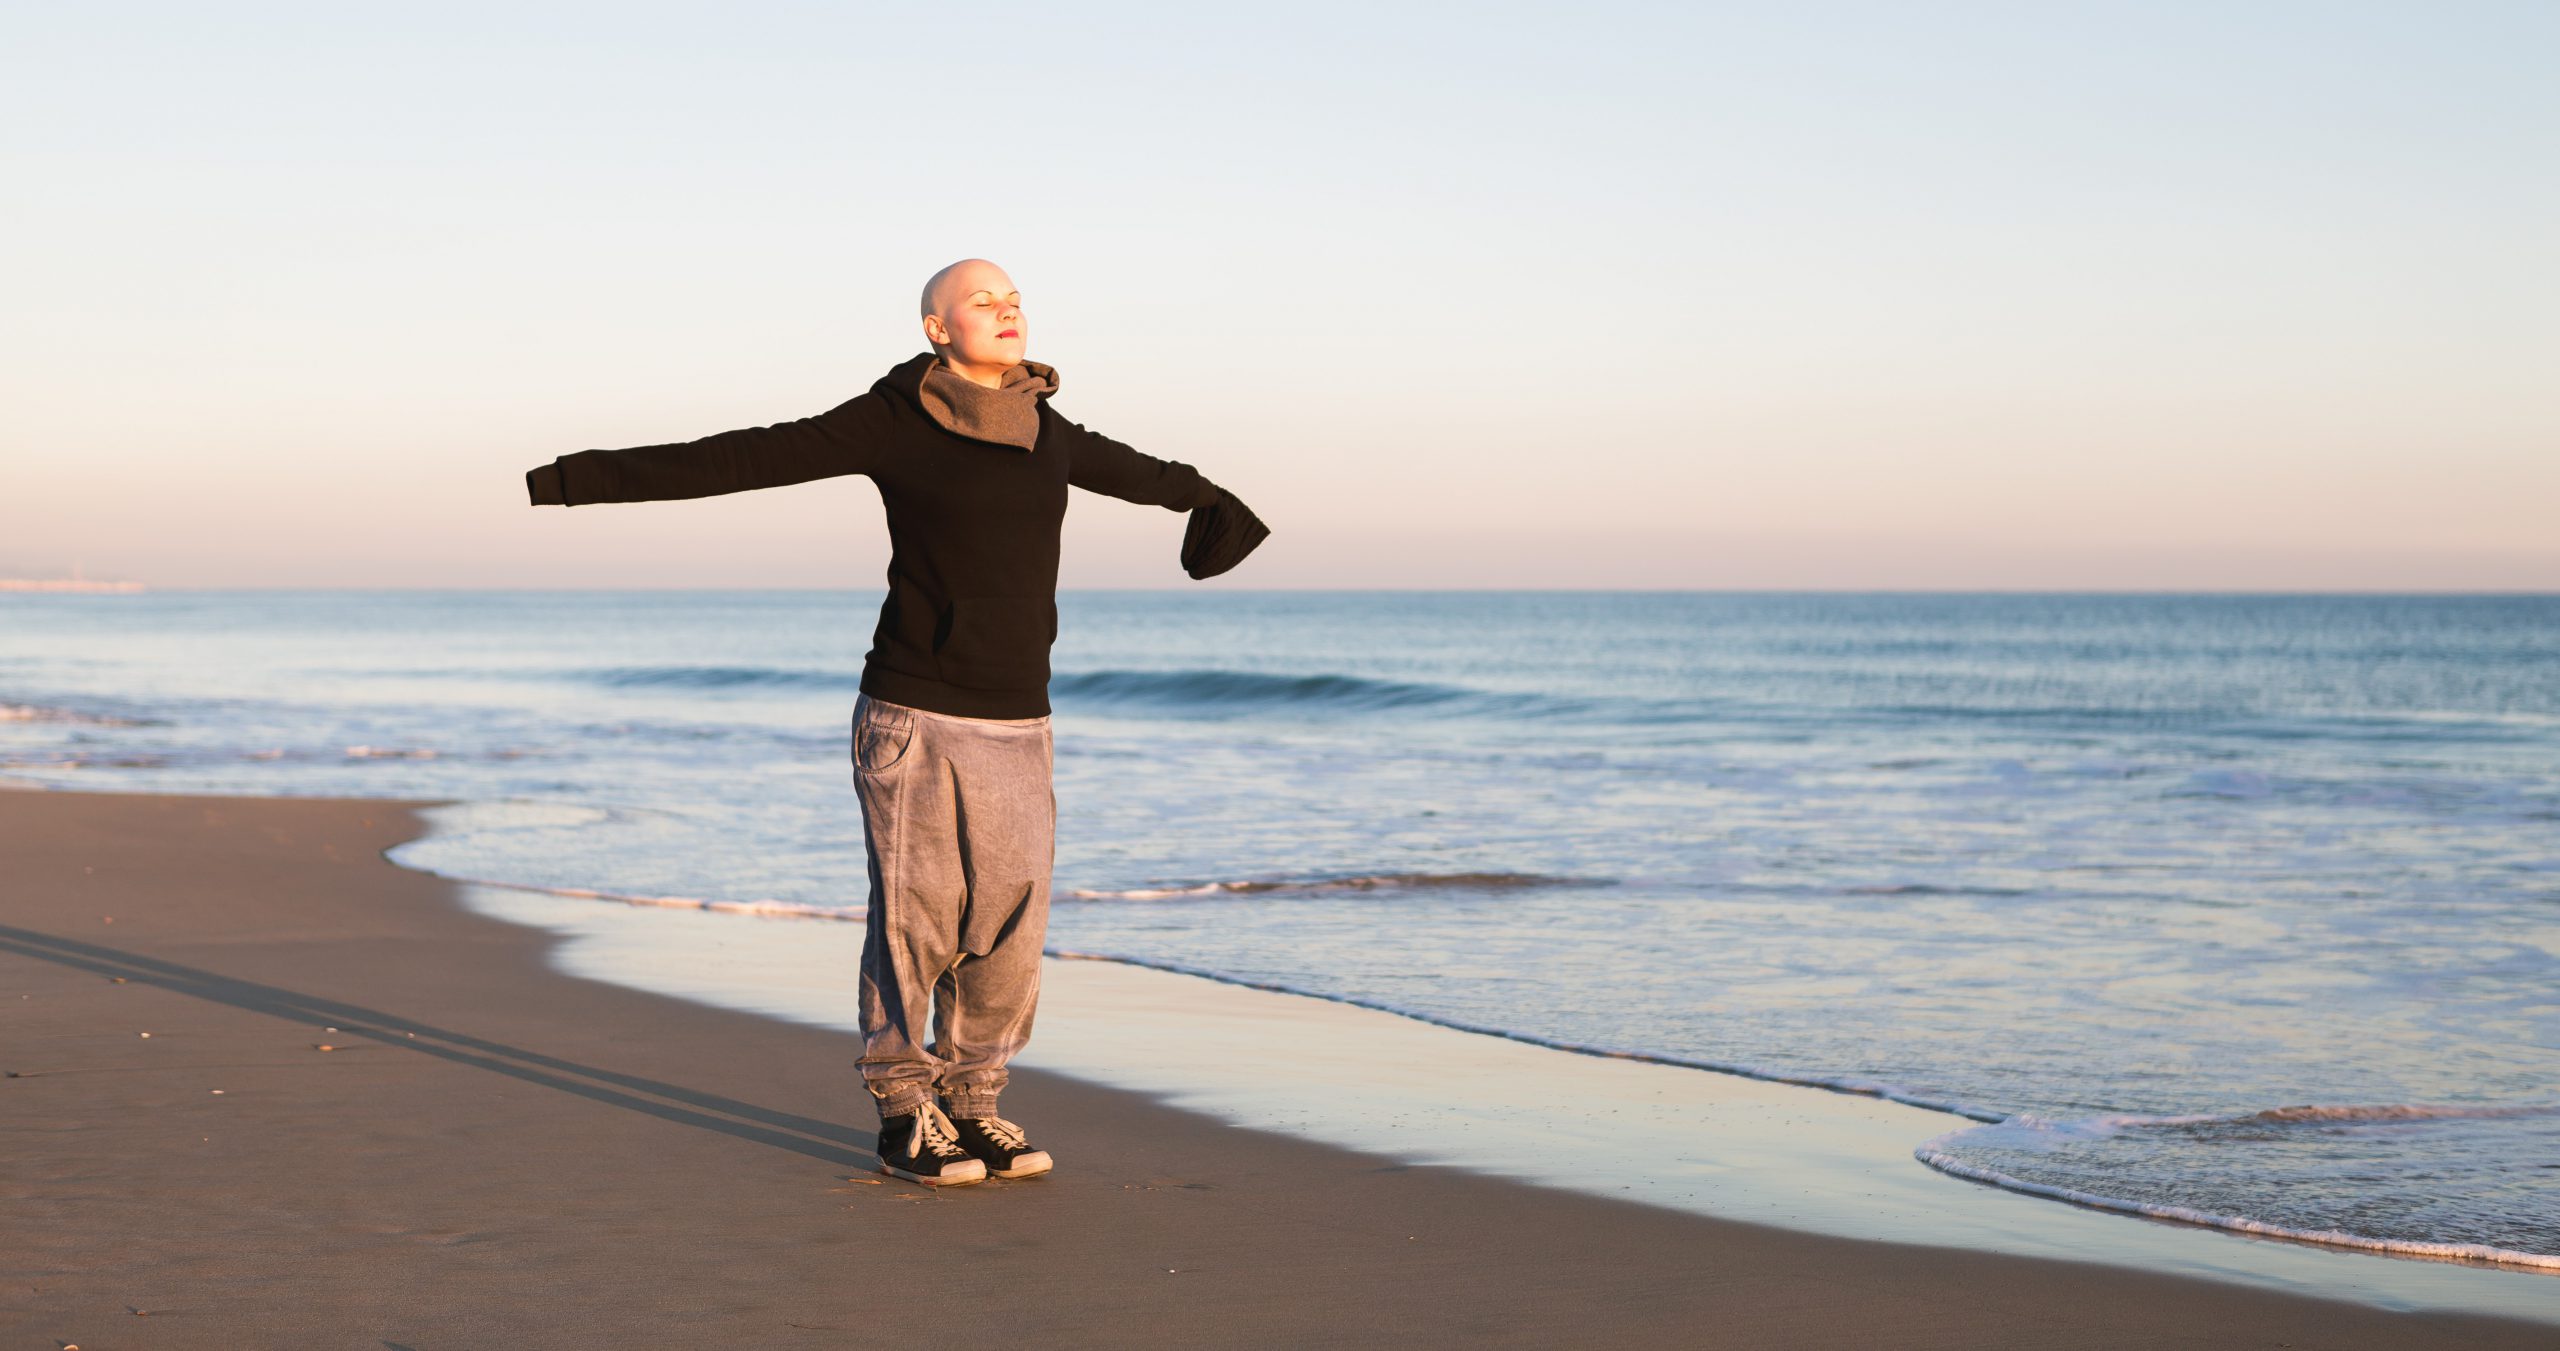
top-left (4, 590), bottom-right (2554, 1267)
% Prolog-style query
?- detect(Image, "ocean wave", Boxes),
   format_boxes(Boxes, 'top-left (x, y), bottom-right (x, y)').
top-left (0, 701), bottom-right (160, 727)
top-left (0, 753), bottom-right (174, 770)
top-left (1051, 668), bottom-right (1539, 715)
top-left (412, 864), bottom-right (1609, 921)
top-left (445, 662), bottom-right (2524, 735)
top-left (555, 663), bottom-right (1730, 725)
top-left (1798, 701), bottom-right (2543, 745)
top-left (413, 869), bottom-right (865, 921)
top-left (1914, 1105), bottom-right (2560, 1270)
top-left (1047, 669), bottom-right (1773, 726)
top-left (1842, 883), bottom-right (2035, 897)
top-left (1065, 870), bottom-right (1614, 901)
top-left (2241, 1102), bottom-right (2560, 1126)
top-left (577, 665), bottom-right (852, 690)
top-left (1929, 1101), bottom-right (2560, 1146)
top-left (0, 744), bottom-right (545, 772)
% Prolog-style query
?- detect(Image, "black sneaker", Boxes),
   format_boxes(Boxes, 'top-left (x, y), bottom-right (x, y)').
top-left (877, 1102), bottom-right (987, 1186)
top-left (948, 1112), bottom-right (1054, 1179)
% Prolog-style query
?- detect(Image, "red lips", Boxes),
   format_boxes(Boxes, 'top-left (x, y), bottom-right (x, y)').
top-left (998, 329), bottom-right (1019, 338)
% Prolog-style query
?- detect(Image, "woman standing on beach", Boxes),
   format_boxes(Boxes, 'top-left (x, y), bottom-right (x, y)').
top-left (521, 258), bottom-right (1270, 1185)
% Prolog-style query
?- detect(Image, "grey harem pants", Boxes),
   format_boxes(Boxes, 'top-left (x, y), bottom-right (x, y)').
top-left (851, 691), bottom-right (1056, 1121)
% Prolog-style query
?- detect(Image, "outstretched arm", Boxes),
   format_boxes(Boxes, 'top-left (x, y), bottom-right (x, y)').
top-left (1057, 416), bottom-right (1220, 512)
top-left (1056, 414), bottom-right (1270, 579)
top-left (527, 391), bottom-right (888, 506)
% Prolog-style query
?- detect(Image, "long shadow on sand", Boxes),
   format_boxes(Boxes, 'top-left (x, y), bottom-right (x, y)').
top-left (0, 922), bottom-right (878, 1170)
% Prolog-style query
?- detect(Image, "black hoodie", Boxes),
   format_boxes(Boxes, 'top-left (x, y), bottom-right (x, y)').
top-left (525, 350), bottom-right (1270, 719)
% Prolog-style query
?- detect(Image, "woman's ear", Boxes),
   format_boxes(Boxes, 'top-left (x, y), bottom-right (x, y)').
top-left (922, 313), bottom-right (949, 346)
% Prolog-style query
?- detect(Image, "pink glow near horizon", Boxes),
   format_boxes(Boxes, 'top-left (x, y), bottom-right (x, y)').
top-left (2, 5), bottom-right (2553, 590)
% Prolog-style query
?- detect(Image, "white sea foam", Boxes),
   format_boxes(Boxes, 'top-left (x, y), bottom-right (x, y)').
top-left (1915, 1108), bottom-right (2560, 1271)
top-left (1065, 871), bottom-right (1609, 901)
top-left (2241, 1103), bottom-right (2559, 1124)
top-left (0, 702), bottom-right (148, 727)
top-left (407, 870), bottom-right (862, 922)
top-left (1959, 1102), bottom-right (2560, 1145)
top-left (1067, 880), bottom-right (1257, 900)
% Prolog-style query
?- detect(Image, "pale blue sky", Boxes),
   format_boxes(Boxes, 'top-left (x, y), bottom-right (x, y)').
top-left (3, 2), bottom-right (2553, 588)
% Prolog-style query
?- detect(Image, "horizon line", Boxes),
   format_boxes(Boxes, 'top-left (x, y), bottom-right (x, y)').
top-left (10, 585), bottom-right (2557, 598)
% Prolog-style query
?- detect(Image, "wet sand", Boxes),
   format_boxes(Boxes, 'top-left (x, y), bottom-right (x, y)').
top-left (3, 789), bottom-right (2551, 1347)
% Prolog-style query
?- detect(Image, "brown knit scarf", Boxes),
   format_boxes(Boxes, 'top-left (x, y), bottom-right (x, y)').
top-left (917, 356), bottom-right (1060, 451)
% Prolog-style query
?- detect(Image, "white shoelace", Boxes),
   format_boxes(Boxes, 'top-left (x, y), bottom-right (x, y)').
top-left (906, 1101), bottom-right (968, 1160)
top-left (972, 1114), bottom-right (1031, 1152)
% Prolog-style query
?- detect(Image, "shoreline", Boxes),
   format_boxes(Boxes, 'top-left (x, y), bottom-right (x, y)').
top-left (396, 802), bottom-right (2560, 1295)
top-left (4, 787), bottom-right (2555, 1345)
top-left (435, 812), bottom-right (2560, 1318)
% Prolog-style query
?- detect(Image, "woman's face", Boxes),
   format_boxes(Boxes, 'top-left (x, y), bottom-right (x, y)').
top-left (926, 265), bottom-right (1025, 372)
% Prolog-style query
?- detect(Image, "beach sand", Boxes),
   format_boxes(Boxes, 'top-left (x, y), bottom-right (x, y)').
top-left (3, 789), bottom-right (2551, 1348)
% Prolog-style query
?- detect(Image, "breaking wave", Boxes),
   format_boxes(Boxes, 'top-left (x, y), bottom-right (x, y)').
top-left (576, 665), bottom-right (851, 690)
top-left (1065, 870), bottom-right (1614, 901)
top-left (1915, 1104), bottom-right (2560, 1270)
top-left (1050, 668), bottom-right (1558, 715)
top-left (541, 665), bottom-right (1594, 718)
top-left (1, 701), bottom-right (160, 727)
top-left (406, 868), bottom-right (865, 922)
top-left (417, 862), bottom-right (1606, 914)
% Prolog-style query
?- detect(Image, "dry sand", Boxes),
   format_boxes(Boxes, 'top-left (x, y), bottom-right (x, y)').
top-left (3, 789), bottom-right (2552, 1348)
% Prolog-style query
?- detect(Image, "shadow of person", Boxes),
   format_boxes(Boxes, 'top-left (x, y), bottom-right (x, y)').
top-left (0, 922), bottom-right (877, 1171)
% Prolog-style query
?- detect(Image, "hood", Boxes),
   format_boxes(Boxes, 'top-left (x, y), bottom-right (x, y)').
top-left (880, 350), bottom-right (1060, 452)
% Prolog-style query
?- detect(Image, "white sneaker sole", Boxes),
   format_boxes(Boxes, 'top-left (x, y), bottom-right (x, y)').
top-left (880, 1160), bottom-right (987, 1186)
top-left (990, 1151), bottom-right (1053, 1179)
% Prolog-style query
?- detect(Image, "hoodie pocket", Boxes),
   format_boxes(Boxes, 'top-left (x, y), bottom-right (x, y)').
top-left (933, 595), bottom-right (1056, 690)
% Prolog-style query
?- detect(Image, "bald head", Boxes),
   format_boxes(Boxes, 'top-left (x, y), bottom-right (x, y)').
top-left (919, 258), bottom-right (1027, 387)
top-left (921, 258), bottom-right (1014, 318)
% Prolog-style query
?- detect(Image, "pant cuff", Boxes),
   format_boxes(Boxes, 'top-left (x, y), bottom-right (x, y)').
top-left (870, 1086), bottom-right (934, 1122)
top-left (940, 1093), bottom-right (1001, 1119)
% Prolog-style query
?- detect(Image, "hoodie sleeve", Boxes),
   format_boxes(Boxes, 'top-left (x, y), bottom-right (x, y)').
top-left (527, 392), bottom-right (887, 507)
top-left (1179, 484), bottom-right (1272, 580)
top-left (1049, 416), bottom-right (1270, 578)
top-left (1057, 417), bottom-right (1220, 512)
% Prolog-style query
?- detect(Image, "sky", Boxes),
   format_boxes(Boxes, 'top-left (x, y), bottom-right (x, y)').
top-left (2, 1), bottom-right (2554, 590)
